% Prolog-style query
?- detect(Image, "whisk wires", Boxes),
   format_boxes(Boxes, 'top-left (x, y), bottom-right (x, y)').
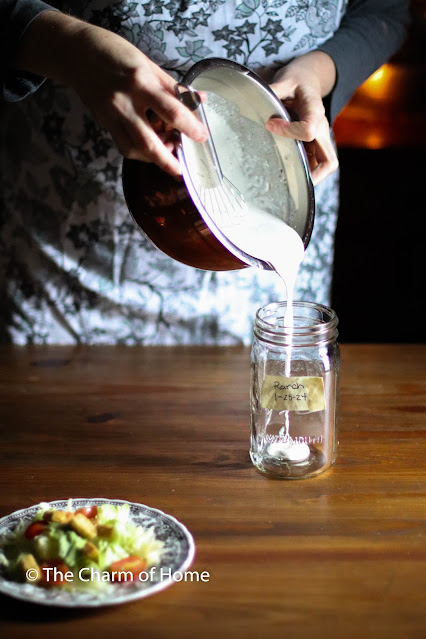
top-left (175, 83), bottom-right (247, 230)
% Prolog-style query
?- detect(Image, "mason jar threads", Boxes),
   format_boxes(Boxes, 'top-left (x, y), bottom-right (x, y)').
top-left (250, 301), bottom-right (340, 479)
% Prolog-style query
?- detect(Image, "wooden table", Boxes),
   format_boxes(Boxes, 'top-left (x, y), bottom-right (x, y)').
top-left (0, 345), bottom-right (425, 638)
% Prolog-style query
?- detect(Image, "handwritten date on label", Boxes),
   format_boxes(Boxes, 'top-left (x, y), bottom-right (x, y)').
top-left (260, 376), bottom-right (325, 412)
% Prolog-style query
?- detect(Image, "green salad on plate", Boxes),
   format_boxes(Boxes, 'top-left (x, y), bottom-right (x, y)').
top-left (0, 500), bottom-right (164, 590)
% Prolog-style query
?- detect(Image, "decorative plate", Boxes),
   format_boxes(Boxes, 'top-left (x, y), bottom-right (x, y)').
top-left (0, 498), bottom-right (195, 607)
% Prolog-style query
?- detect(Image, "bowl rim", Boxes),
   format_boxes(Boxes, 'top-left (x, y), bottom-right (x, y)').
top-left (178, 57), bottom-right (315, 270)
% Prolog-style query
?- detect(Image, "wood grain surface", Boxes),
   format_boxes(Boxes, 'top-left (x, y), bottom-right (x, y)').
top-left (0, 344), bottom-right (425, 638)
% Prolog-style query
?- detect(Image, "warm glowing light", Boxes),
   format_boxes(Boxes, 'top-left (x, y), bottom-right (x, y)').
top-left (367, 67), bottom-right (387, 85)
top-left (364, 131), bottom-right (386, 150)
top-left (357, 64), bottom-right (402, 102)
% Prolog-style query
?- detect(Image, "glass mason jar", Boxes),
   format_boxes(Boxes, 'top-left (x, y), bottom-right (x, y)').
top-left (250, 301), bottom-right (340, 479)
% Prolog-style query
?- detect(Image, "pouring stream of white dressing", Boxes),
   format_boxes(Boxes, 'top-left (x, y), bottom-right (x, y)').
top-left (220, 205), bottom-right (311, 462)
top-left (182, 92), bottom-right (311, 462)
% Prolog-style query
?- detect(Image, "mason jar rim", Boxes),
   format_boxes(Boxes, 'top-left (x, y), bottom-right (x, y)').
top-left (254, 301), bottom-right (339, 345)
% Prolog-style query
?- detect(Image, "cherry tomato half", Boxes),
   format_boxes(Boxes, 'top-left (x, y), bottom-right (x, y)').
top-left (24, 521), bottom-right (48, 540)
top-left (110, 556), bottom-right (147, 582)
top-left (75, 506), bottom-right (98, 519)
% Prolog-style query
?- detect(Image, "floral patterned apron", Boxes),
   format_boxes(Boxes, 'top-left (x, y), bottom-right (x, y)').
top-left (0, 0), bottom-right (346, 344)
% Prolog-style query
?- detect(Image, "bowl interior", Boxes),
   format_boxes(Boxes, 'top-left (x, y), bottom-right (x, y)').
top-left (180, 60), bottom-right (314, 251)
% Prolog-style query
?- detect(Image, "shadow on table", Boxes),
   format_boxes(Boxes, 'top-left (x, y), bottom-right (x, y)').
top-left (0, 592), bottom-right (105, 622)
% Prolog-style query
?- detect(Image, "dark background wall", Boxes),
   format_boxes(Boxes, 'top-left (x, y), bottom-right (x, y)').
top-left (331, 147), bottom-right (423, 343)
top-left (330, 1), bottom-right (425, 343)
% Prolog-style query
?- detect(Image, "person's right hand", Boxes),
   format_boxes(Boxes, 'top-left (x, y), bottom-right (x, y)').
top-left (14, 11), bottom-right (208, 175)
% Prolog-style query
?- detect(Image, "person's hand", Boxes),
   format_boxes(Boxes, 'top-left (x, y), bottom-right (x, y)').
top-left (65, 25), bottom-right (209, 176)
top-left (266, 51), bottom-right (339, 186)
top-left (14, 12), bottom-right (208, 176)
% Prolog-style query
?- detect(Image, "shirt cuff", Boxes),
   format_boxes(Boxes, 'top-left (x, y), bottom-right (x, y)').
top-left (2, 1), bottom-right (59, 102)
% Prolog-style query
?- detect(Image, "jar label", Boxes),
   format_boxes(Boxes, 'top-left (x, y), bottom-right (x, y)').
top-left (260, 376), bottom-right (325, 412)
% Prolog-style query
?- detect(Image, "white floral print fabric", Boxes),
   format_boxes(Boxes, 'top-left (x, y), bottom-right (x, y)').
top-left (0, 0), bottom-right (345, 344)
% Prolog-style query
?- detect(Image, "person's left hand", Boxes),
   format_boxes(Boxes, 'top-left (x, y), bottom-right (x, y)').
top-left (266, 51), bottom-right (339, 186)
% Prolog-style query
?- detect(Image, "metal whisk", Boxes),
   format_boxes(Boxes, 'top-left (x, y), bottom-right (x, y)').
top-left (175, 83), bottom-right (246, 228)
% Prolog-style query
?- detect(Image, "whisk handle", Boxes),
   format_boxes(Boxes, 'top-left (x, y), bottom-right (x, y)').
top-left (175, 84), bottom-right (202, 113)
top-left (175, 83), bottom-right (223, 187)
